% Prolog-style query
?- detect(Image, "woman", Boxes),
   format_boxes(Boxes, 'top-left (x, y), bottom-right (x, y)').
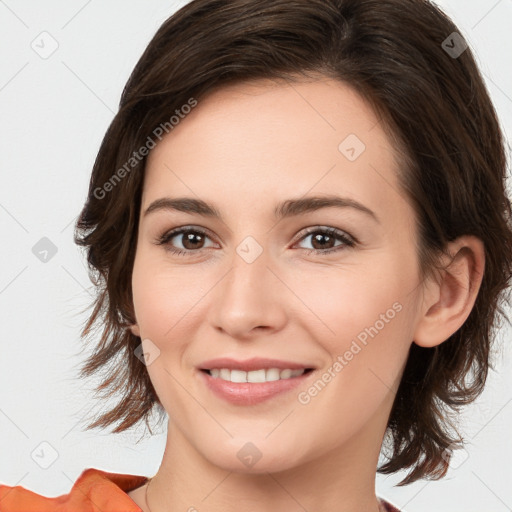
top-left (1, 0), bottom-right (511, 510)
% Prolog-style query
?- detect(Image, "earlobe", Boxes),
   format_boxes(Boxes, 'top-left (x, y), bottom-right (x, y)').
top-left (413, 236), bottom-right (485, 348)
top-left (129, 324), bottom-right (141, 337)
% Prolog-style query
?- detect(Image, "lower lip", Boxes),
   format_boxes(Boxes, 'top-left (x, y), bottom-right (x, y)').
top-left (198, 370), bottom-right (313, 405)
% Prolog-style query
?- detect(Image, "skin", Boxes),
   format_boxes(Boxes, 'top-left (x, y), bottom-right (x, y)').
top-left (126, 77), bottom-right (484, 512)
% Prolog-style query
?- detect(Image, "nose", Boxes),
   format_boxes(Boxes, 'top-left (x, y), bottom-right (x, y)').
top-left (208, 244), bottom-right (288, 340)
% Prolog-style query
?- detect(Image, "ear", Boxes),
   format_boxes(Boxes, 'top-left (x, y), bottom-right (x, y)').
top-left (129, 323), bottom-right (141, 337)
top-left (413, 235), bottom-right (485, 348)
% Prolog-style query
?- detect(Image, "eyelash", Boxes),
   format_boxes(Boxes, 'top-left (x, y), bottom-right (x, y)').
top-left (155, 226), bottom-right (356, 257)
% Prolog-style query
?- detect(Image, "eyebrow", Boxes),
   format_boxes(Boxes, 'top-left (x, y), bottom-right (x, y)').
top-left (143, 195), bottom-right (379, 223)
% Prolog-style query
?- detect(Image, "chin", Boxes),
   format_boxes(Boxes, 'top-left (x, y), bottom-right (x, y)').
top-left (200, 436), bottom-right (308, 475)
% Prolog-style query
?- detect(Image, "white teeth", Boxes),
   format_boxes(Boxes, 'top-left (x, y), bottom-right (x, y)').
top-left (280, 369), bottom-right (292, 379)
top-left (247, 369), bottom-right (266, 383)
top-left (207, 368), bottom-right (307, 383)
top-left (230, 369), bottom-right (247, 383)
top-left (265, 368), bottom-right (281, 381)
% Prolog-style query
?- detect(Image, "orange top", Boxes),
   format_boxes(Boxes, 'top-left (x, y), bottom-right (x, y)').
top-left (0, 468), bottom-right (148, 512)
top-left (0, 467), bottom-right (401, 511)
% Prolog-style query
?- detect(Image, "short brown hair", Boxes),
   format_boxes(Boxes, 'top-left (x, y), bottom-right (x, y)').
top-left (74, 0), bottom-right (512, 485)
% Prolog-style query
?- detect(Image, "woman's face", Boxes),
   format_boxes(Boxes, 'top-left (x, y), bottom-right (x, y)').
top-left (130, 78), bottom-right (427, 472)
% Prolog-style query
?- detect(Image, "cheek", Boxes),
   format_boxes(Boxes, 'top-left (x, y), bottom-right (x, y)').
top-left (289, 252), bottom-right (418, 394)
top-left (294, 258), bottom-right (412, 342)
top-left (131, 252), bottom-right (209, 339)
top-left (291, 265), bottom-right (416, 439)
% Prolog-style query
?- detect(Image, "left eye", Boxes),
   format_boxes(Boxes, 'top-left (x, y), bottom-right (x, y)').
top-left (294, 227), bottom-right (355, 254)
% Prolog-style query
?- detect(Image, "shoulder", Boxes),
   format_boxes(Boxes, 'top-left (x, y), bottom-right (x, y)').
top-left (0, 467), bottom-right (149, 511)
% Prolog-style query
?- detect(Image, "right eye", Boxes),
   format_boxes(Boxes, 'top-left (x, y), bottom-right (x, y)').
top-left (156, 226), bottom-right (218, 256)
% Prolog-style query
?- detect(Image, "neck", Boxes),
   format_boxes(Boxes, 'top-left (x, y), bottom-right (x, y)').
top-left (145, 420), bottom-right (385, 512)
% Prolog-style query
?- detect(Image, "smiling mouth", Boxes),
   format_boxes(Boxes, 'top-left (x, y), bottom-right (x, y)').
top-left (200, 368), bottom-right (314, 383)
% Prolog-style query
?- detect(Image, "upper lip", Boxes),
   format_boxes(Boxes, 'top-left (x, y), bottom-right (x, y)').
top-left (199, 357), bottom-right (315, 372)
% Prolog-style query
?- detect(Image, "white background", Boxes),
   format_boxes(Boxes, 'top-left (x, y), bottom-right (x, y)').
top-left (0, 1), bottom-right (511, 511)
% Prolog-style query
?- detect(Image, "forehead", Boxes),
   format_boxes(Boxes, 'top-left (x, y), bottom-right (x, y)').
top-left (152, 77), bottom-right (391, 158)
top-left (142, 77), bottom-right (409, 227)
